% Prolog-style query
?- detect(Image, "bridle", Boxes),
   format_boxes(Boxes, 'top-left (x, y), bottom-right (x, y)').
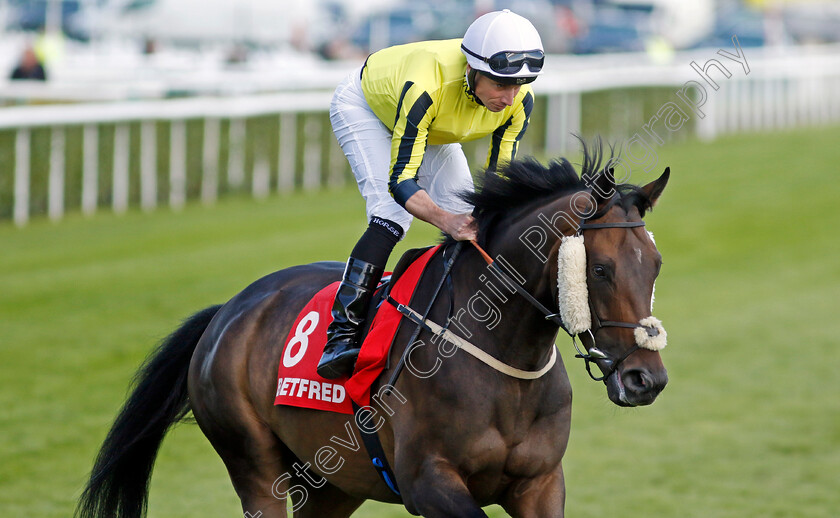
top-left (471, 219), bottom-right (658, 383)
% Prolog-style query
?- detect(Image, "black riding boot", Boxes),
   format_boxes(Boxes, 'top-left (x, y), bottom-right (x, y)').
top-left (317, 258), bottom-right (384, 379)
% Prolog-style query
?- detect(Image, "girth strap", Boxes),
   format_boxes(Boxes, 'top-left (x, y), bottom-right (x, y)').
top-left (351, 402), bottom-right (401, 496)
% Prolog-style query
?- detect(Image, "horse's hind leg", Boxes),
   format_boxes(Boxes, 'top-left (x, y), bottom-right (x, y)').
top-left (292, 480), bottom-right (364, 518)
top-left (198, 415), bottom-right (363, 518)
top-left (196, 413), bottom-right (295, 518)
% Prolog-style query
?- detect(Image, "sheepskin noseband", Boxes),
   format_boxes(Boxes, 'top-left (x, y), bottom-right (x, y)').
top-left (556, 235), bottom-right (591, 335)
top-left (635, 316), bottom-right (667, 351)
top-left (556, 235), bottom-right (667, 351)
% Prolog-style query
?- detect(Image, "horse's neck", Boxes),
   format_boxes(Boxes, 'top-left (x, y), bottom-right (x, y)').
top-left (486, 193), bottom-right (578, 299)
top-left (443, 205), bottom-right (571, 369)
top-left (480, 194), bottom-right (579, 362)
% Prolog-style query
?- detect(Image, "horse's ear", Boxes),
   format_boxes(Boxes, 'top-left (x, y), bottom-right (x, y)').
top-left (641, 167), bottom-right (670, 207)
top-left (591, 167), bottom-right (616, 205)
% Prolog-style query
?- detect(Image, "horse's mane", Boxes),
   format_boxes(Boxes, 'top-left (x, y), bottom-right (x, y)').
top-left (444, 138), bottom-right (655, 244)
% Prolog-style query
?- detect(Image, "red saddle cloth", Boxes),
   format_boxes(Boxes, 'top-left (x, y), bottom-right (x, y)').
top-left (274, 246), bottom-right (439, 414)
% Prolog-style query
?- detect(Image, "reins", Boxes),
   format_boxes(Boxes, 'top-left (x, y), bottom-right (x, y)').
top-left (383, 241), bottom-right (556, 395)
top-left (388, 298), bottom-right (557, 380)
top-left (383, 216), bottom-right (657, 391)
top-left (470, 218), bottom-right (651, 383)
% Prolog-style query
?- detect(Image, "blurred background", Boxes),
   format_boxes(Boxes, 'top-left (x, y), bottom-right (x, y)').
top-left (1, 1), bottom-right (838, 517)
top-left (1, 0), bottom-right (839, 224)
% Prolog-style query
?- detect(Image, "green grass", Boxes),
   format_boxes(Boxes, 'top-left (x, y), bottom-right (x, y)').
top-left (1, 125), bottom-right (839, 517)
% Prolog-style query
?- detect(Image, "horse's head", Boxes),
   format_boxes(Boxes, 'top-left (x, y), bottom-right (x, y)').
top-left (566, 166), bottom-right (670, 407)
top-left (465, 146), bottom-right (670, 407)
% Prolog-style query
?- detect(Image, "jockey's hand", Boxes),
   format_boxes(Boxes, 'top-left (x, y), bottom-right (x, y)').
top-left (444, 213), bottom-right (478, 241)
top-left (404, 189), bottom-right (478, 241)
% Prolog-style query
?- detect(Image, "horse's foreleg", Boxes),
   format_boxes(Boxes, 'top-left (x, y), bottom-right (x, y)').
top-left (500, 465), bottom-right (566, 518)
top-left (401, 459), bottom-right (489, 518)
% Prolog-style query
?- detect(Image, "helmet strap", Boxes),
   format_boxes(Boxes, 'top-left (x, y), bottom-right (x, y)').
top-left (465, 67), bottom-right (484, 106)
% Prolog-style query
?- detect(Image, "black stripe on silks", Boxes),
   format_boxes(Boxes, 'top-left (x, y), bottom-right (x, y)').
top-left (389, 91), bottom-right (434, 204)
top-left (488, 116), bottom-right (514, 172)
top-left (514, 91), bottom-right (535, 146)
top-left (513, 92), bottom-right (534, 158)
top-left (393, 81), bottom-right (414, 129)
top-left (521, 91), bottom-right (534, 119)
top-left (489, 91), bottom-right (535, 170)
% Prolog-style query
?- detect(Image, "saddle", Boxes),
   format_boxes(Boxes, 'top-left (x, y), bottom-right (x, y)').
top-left (274, 245), bottom-right (440, 497)
top-left (359, 246), bottom-right (434, 344)
top-left (273, 246), bottom-right (439, 414)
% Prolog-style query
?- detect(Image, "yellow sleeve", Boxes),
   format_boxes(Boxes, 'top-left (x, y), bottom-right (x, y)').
top-left (388, 81), bottom-right (436, 207)
top-left (485, 90), bottom-right (534, 172)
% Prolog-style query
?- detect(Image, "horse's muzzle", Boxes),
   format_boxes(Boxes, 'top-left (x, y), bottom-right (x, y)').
top-left (606, 365), bottom-right (668, 407)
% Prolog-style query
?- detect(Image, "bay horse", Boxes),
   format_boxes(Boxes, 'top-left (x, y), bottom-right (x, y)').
top-left (77, 144), bottom-right (670, 518)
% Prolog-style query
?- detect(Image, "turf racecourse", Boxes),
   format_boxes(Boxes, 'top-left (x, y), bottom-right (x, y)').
top-left (1, 126), bottom-right (838, 517)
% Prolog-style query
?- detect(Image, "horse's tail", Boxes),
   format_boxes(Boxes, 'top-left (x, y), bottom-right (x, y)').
top-left (76, 304), bottom-right (222, 518)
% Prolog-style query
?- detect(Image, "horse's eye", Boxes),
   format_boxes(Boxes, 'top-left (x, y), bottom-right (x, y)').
top-left (593, 265), bottom-right (607, 278)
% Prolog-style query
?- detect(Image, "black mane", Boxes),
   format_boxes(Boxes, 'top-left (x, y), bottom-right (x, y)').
top-left (444, 138), bottom-right (655, 243)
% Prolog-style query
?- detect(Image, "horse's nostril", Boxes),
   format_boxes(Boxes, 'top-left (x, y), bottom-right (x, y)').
top-left (623, 369), bottom-right (650, 392)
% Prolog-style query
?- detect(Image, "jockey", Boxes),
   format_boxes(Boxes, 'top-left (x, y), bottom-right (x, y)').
top-left (317, 9), bottom-right (545, 379)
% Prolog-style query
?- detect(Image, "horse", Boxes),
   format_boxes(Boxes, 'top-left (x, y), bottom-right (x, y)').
top-left (77, 143), bottom-right (670, 518)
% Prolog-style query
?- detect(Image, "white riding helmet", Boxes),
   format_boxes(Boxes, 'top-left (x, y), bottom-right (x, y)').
top-left (461, 9), bottom-right (545, 85)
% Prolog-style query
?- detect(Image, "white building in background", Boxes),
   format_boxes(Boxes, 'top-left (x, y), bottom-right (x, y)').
top-left (91, 0), bottom-right (396, 48)
top-left (582, 0), bottom-right (716, 50)
top-left (623, 0), bottom-right (716, 48)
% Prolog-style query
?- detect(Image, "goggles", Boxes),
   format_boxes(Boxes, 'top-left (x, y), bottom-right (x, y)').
top-left (461, 44), bottom-right (545, 75)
